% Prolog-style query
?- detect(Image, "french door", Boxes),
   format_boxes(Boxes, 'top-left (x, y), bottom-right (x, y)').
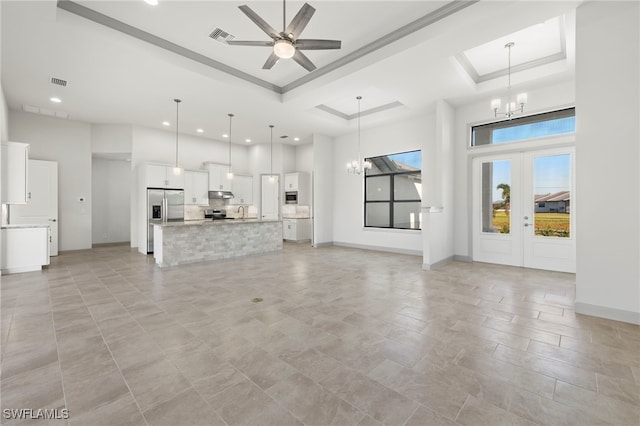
top-left (472, 147), bottom-right (575, 273)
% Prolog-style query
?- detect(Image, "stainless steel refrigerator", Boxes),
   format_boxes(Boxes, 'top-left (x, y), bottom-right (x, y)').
top-left (147, 188), bottom-right (184, 253)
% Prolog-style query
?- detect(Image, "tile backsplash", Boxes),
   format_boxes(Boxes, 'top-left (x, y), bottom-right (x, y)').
top-left (282, 205), bottom-right (310, 218)
top-left (184, 199), bottom-right (256, 220)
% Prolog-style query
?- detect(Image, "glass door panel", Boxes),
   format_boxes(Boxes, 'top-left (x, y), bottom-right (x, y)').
top-left (481, 160), bottom-right (512, 234)
top-left (532, 154), bottom-right (571, 238)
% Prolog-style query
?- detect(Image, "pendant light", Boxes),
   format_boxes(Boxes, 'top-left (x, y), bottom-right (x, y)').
top-left (346, 96), bottom-right (371, 175)
top-left (491, 42), bottom-right (527, 118)
top-left (172, 98), bottom-right (182, 176)
top-left (227, 113), bottom-right (234, 180)
top-left (268, 125), bottom-right (275, 183)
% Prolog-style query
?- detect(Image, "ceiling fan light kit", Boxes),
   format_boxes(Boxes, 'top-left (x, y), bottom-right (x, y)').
top-left (228, 0), bottom-right (342, 71)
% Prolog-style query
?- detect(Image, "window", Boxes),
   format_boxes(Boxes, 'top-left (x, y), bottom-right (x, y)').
top-left (471, 107), bottom-right (575, 147)
top-left (364, 150), bottom-right (422, 230)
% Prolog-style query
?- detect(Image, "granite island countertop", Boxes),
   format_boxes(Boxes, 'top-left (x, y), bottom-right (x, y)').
top-left (154, 218), bottom-right (280, 227)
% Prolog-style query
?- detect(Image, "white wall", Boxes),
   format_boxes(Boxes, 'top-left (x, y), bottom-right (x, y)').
top-left (312, 134), bottom-right (334, 245)
top-left (295, 142), bottom-right (314, 175)
top-left (9, 110), bottom-right (92, 251)
top-left (452, 81), bottom-right (575, 259)
top-left (282, 144), bottom-right (296, 175)
top-left (333, 115), bottom-right (429, 255)
top-left (92, 157), bottom-right (131, 244)
top-left (91, 124), bottom-right (132, 154)
top-left (575, 1), bottom-right (640, 323)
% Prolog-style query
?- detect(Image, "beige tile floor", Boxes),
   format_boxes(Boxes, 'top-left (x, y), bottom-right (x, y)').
top-left (1, 243), bottom-right (639, 426)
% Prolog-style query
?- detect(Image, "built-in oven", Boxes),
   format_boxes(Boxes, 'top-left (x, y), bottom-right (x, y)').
top-left (285, 191), bottom-right (298, 204)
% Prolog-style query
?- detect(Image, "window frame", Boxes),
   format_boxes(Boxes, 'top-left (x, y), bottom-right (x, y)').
top-left (363, 150), bottom-right (422, 231)
top-left (470, 107), bottom-right (576, 149)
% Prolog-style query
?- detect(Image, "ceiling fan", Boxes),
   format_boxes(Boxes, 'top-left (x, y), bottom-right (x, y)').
top-left (227, 1), bottom-right (342, 72)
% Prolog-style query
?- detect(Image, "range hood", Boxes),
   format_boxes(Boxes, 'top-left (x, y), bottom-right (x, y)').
top-left (208, 190), bottom-right (234, 199)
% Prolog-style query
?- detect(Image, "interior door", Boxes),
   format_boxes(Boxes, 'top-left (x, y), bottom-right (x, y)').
top-left (261, 175), bottom-right (279, 220)
top-left (10, 160), bottom-right (59, 256)
top-left (472, 148), bottom-right (575, 273)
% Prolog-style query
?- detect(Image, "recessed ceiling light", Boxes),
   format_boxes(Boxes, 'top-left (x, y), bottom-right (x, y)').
top-left (245, 139), bottom-right (251, 143)
top-left (144, 0), bottom-right (158, 5)
top-left (294, 137), bottom-right (300, 141)
top-left (222, 134), bottom-right (228, 138)
top-left (162, 121), bottom-right (170, 126)
top-left (50, 97), bottom-right (62, 103)
top-left (197, 128), bottom-right (204, 133)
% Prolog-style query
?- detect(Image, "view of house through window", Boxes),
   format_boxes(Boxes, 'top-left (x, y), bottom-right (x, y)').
top-left (364, 150), bottom-right (422, 230)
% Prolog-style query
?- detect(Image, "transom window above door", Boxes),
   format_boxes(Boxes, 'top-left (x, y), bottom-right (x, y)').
top-left (471, 107), bottom-right (575, 147)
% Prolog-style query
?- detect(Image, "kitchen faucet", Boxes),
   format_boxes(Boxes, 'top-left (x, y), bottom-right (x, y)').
top-left (237, 205), bottom-right (245, 218)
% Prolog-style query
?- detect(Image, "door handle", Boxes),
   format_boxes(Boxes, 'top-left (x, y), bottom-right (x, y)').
top-left (49, 219), bottom-right (57, 222)
top-left (524, 223), bottom-right (533, 227)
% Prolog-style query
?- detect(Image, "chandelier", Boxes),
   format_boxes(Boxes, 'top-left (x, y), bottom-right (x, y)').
top-left (491, 42), bottom-right (527, 118)
top-left (346, 96), bottom-right (371, 175)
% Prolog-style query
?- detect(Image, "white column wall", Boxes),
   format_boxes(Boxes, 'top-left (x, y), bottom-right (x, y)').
top-left (574, 1), bottom-right (640, 323)
top-left (312, 134), bottom-right (333, 246)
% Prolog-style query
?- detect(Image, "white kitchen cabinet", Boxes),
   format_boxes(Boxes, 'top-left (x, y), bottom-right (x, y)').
top-left (142, 163), bottom-right (185, 189)
top-left (1, 141), bottom-right (29, 204)
top-left (284, 172), bottom-right (310, 205)
top-left (184, 170), bottom-right (209, 205)
top-left (282, 218), bottom-right (311, 242)
top-left (1, 225), bottom-right (50, 274)
top-left (205, 163), bottom-right (231, 191)
top-left (230, 175), bottom-right (253, 205)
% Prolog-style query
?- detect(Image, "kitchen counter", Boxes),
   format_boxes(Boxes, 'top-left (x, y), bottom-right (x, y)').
top-left (1, 223), bottom-right (50, 229)
top-left (155, 218), bottom-right (273, 227)
top-left (152, 219), bottom-right (282, 267)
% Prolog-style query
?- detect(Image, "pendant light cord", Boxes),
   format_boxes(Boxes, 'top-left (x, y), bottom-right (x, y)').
top-left (269, 125), bottom-right (274, 175)
top-left (357, 96), bottom-right (362, 170)
top-left (228, 113), bottom-right (234, 173)
top-left (174, 99), bottom-right (181, 168)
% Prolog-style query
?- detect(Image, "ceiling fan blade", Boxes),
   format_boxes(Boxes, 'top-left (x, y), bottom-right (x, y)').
top-left (295, 39), bottom-right (341, 50)
top-left (285, 3), bottom-right (315, 39)
top-left (227, 40), bottom-right (274, 47)
top-left (292, 50), bottom-right (316, 72)
top-left (262, 52), bottom-right (279, 70)
top-left (238, 5), bottom-right (279, 39)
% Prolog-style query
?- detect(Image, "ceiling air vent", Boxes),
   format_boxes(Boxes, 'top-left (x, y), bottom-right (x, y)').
top-left (209, 28), bottom-right (235, 44)
top-left (50, 77), bottom-right (68, 87)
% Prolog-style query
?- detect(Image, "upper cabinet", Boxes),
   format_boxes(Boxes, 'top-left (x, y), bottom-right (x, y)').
top-left (142, 164), bottom-right (185, 189)
top-left (230, 175), bottom-right (253, 205)
top-left (1, 142), bottom-right (30, 204)
top-left (184, 170), bottom-right (209, 206)
top-left (284, 172), bottom-right (310, 205)
top-left (205, 163), bottom-right (231, 191)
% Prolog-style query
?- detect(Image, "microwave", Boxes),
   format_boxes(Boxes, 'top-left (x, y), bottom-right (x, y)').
top-left (285, 191), bottom-right (298, 204)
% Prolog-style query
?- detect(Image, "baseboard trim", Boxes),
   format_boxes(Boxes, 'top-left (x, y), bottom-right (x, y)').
top-left (454, 255), bottom-right (472, 263)
top-left (92, 241), bottom-right (131, 248)
top-left (333, 242), bottom-right (422, 257)
top-left (422, 255), bottom-right (454, 270)
top-left (313, 241), bottom-right (334, 248)
top-left (575, 302), bottom-right (640, 325)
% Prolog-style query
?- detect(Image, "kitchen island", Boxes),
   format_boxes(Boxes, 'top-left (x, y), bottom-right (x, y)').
top-left (153, 219), bottom-right (282, 267)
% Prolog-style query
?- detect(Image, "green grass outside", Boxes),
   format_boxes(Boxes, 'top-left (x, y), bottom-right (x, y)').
top-left (492, 211), bottom-right (570, 237)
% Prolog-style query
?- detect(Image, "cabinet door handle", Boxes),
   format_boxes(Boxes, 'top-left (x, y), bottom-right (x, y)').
top-left (49, 219), bottom-right (57, 222)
